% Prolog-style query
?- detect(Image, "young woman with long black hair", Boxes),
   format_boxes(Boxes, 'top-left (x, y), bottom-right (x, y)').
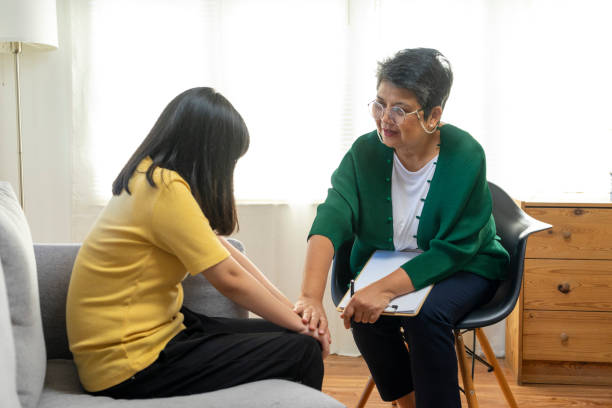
top-left (66, 87), bottom-right (329, 398)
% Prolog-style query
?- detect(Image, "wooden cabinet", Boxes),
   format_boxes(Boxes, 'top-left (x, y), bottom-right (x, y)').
top-left (506, 200), bottom-right (612, 385)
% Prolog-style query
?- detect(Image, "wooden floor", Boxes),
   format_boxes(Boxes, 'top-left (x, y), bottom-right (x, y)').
top-left (322, 355), bottom-right (612, 408)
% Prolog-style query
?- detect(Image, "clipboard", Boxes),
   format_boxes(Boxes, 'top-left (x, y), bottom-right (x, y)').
top-left (336, 250), bottom-right (433, 316)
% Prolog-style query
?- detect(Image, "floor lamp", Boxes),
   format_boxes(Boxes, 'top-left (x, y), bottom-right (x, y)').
top-left (0, 0), bottom-right (58, 210)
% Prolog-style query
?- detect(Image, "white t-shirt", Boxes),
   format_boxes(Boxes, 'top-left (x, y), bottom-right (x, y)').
top-left (392, 153), bottom-right (438, 250)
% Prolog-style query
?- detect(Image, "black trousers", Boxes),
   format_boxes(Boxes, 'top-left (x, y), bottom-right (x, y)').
top-left (92, 307), bottom-right (324, 399)
top-left (351, 271), bottom-right (498, 407)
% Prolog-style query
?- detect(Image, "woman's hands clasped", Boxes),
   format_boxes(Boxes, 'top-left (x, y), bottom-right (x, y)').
top-left (294, 296), bottom-right (332, 357)
top-left (294, 296), bottom-right (329, 334)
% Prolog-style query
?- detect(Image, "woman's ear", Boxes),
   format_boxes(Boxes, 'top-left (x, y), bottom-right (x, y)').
top-left (428, 106), bottom-right (443, 130)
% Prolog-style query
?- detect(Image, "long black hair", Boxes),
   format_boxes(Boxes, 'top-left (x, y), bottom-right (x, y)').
top-left (112, 87), bottom-right (249, 235)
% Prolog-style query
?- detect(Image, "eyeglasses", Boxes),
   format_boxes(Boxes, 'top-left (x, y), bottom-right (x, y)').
top-left (368, 100), bottom-right (423, 126)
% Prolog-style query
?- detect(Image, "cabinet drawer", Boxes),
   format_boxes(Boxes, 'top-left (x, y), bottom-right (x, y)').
top-left (523, 310), bottom-right (612, 363)
top-left (524, 259), bottom-right (612, 311)
top-left (525, 207), bottom-right (612, 259)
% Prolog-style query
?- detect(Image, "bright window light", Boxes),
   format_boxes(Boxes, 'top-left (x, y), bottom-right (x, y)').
top-left (73, 0), bottom-right (612, 206)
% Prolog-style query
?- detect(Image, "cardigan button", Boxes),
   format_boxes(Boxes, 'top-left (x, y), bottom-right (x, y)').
top-left (386, 196), bottom-right (391, 201)
top-left (387, 216), bottom-right (392, 222)
top-left (385, 177), bottom-right (390, 182)
top-left (386, 159), bottom-right (391, 164)
top-left (388, 237), bottom-right (393, 242)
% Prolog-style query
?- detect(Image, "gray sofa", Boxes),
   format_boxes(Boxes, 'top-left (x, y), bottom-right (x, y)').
top-left (0, 182), bottom-right (344, 408)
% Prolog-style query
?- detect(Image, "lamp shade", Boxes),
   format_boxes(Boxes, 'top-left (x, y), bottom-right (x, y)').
top-left (0, 0), bottom-right (58, 50)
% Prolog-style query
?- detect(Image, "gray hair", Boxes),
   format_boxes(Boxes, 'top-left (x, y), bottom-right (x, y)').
top-left (376, 48), bottom-right (453, 117)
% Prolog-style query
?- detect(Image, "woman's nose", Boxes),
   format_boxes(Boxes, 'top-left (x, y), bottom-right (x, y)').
top-left (380, 108), bottom-right (394, 125)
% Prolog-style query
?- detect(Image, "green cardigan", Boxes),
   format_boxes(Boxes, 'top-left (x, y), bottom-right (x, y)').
top-left (309, 124), bottom-right (509, 290)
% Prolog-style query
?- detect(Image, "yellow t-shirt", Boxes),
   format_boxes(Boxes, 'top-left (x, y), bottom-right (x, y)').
top-left (66, 158), bottom-right (230, 392)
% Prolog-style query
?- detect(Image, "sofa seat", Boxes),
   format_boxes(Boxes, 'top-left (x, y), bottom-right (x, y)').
top-left (41, 359), bottom-right (340, 408)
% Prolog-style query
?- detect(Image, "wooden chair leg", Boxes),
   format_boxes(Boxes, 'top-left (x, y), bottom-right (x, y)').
top-left (355, 376), bottom-right (375, 408)
top-left (455, 330), bottom-right (479, 408)
top-left (475, 328), bottom-right (518, 408)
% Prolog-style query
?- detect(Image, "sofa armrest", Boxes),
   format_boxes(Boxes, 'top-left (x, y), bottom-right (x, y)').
top-left (34, 244), bottom-right (81, 360)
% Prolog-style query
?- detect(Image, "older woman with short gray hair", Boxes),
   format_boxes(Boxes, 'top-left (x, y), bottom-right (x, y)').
top-left (295, 48), bottom-right (509, 408)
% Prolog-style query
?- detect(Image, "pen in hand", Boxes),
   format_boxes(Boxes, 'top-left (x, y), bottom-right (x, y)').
top-left (348, 278), bottom-right (399, 313)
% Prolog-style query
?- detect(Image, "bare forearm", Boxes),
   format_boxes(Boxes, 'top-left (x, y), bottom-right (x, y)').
top-left (294, 235), bottom-right (335, 333)
top-left (218, 237), bottom-right (293, 308)
top-left (225, 281), bottom-right (304, 331)
top-left (205, 257), bottom-right (305, 332)
top-left (300, 235), bottom-right (334, 300)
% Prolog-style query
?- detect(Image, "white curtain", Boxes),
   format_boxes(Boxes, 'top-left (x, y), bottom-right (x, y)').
top-left (71, 0), bottom-right (350, 209)
top-left (69, 0), bottom-right (612, 355)
top-left (71, 0), bottom-right (612, 208)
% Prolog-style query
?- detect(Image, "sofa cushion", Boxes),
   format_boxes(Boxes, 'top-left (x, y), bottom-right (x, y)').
top-left (182, 237), bottom-right (248, 318)
top-left (35, 244), bottom-right (81, 359)
top-left (0, 182), bottom-right (46, 408)
top-left (0, 261), bottom-right (22, 408)
top-left (182, 273), bottom-right (248, 318)
top-left (41, 360), bottom-right (345, 408)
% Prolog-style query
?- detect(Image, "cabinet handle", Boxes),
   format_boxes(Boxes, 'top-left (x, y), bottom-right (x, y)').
top-left (560, 332), bottom-right (569, 343)
top-left (574, 208), bottom-right (584, 216)
top-left (562, 230), bottom-right (572, 239)
top-left (557, 282), bottom-right (571, 294)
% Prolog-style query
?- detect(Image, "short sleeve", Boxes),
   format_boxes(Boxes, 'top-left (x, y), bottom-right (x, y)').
top-left (151, 179), bottom-right (229, 275)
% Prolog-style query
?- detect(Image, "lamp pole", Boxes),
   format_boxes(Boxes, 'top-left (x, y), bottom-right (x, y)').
top-left (10, 41), bottom-right (25, 209)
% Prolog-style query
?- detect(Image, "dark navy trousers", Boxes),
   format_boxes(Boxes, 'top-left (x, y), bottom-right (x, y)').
top-left (351, 271), bottom-right (498, 407)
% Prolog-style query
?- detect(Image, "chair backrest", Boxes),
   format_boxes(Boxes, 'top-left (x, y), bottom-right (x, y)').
top-left (329, 181), bottom-right (552, 328)
top-left (456, 182), bottom-right (551, 329)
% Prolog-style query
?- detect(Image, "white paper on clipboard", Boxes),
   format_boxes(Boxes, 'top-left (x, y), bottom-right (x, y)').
top-left (337, 250), bottom-right (433, 316)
